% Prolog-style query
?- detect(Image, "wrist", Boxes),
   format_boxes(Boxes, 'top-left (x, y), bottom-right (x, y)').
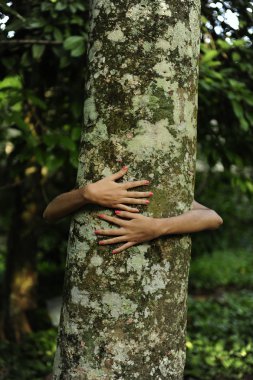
top-left (155, 218), bottom-right (173, 236)
top-left (78, 185), bottom-right (92, 205)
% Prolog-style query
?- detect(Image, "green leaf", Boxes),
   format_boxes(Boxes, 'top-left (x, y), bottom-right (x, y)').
top-left (63, 36), bottom-right (84, 51)
top-left (0, 76), bottom-right (22, 90)
top-left (70, 154), bottom-right (79, 169)
top-left (245, 97), bottom-right (253, 107)
top-left (231, 101), bottom-right (249, 131)
top-left (76, 3), bottom-right (86, 11)
top-left (71, 127), bottom-right (81, 141)
top-left (70, 4), bottom-right (77, 13)
top-left (59, 56), bottom-right (70, 68)
top-left (201, 50), bottom-right (219, 63)
top-left (46, 155), bottom-right (65, 173)
top-left (7, 128), bottom-right (22, 139)
top-left (53, 28), bottom-right (63, 42)
top-left (21, 51), bottom-right (30, 67)
top-left (28, 19), bottom-right (46, 28)
top-left (70, 45), bottom-right (85, 57)
top-left (12, 114), bottom-right (30, 133)
top-left (55, 2), bottom-right (67, 11)
top-left (11, 102), bottom-right (22, 112)
top-left (32, 44), bottom-right (45, 60)
top-left (58, 135), bottom-right (76, 151)
top-left (217, 39), bottom-right (231, 50)
top-left (43, 134), bottom-right (57, 148)
top-left (232, 52), bottom-right (241, 62)
top-left (34, 149), bottom-right (46, 166)
top-left (27, 93), bottom-right (47, 110)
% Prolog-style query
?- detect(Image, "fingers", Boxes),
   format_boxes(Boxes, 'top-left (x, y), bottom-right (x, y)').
top-left (108, 166), bottom-right (128, 181)
top-left (124, 180), bottom-right (150, 189)
top-left (115, 204), bottom-right (139, 213)
top-left (112, 242), bottom-right (136, 254)
top-left (95, 228), bottom-right (125, 236)
top-left (99, 236), bottom-right (128, 245)
top-left (126, 191), bottom-right (153, 198)
top-left (120, 198), bottom-right (150, 205)
top-left (98, 213), bottom-right (126, 226)
top-left (114, 210), bottom-right (142, 219)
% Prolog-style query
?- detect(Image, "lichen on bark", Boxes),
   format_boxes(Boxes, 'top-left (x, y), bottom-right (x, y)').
top-left (52, 0), bottom-right (201, 379)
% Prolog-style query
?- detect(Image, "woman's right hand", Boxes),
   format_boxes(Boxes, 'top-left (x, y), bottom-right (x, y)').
top-left (81, 166), bottom-right (153, 212)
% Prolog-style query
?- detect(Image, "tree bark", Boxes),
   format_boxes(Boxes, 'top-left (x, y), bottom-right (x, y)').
top-left (53, 0), bottom-right (200, 379)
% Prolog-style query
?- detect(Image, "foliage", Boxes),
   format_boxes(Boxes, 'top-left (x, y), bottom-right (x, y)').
top-left (190, 250), bottom-right (253, 291)
top-left (199, 0), bottom-right (253, 192)
top-left (185, 291), bottom-right (253, 380)
top-left (0, 328), bottom-right (57, 380)
top-left (0, 0), bottom-right (89, 282)
top-left (185, 248), bottom-right (253, 379)
top-left (0, 0), bottom-right (88, 182)
top-left (192, 171), bottom-right (253, 254)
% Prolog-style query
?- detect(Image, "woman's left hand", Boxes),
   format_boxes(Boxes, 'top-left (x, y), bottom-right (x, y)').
top-left (95, 211), bottom-right (162, 254)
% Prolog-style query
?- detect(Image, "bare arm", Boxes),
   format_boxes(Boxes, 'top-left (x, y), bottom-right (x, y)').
top-left (43, 188), bottom-right (88, 222)
top-left (166, 199), bottom-right (223, 233)
top-left (43, 166), bottom-right (152, 222)
top-left (95, 200), bottom-right (223, 254)
top-left (158, 204), bottom-right (223, 235)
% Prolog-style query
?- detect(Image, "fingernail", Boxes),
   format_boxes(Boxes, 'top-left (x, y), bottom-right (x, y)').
top-left (149, 192), bottom-right (153, 196)
top-left (112, 250), bottom-right (117, 254)
top-left (94, 230), bottom-right (99, 234)
top-left (99, 241), bottom-right (105, 245)
top-left (122, 166), bottom-right (128, 170)
top-left (98, 214), bottom-right (105, 218)
top-left (145, 200), bottom-right (150, 204)
top-left (145, 180), bottom-right (150, 184)
top-left (115, 210), bottom-right (121, 214)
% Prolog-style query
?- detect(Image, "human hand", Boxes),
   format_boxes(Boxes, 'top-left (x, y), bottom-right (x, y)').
top-left (81, 166), bottom-right (153, 212)
top-left (95, 211), bottom-right (163, 254)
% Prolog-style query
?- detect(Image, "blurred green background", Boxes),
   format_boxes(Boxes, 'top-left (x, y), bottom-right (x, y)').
top-left (0, 1), bottom-right (252, 379)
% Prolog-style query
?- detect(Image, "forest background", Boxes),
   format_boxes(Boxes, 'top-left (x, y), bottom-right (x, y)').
top-left (0, 1), bottom-right (253, 379)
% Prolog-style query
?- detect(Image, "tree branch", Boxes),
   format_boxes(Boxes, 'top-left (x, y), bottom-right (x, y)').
top-left (0, 181), bottom-right (23, 191)
top-left (0, 4), bottom-right (26, 22)
top-left (0, 39), bottom-right (62, 45)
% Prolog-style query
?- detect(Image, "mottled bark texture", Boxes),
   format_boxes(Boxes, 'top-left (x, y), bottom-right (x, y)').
top-left (53, 1), bottom-right (200, 379)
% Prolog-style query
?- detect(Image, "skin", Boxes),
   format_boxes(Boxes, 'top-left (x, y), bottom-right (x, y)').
top-left (43, 167), bottom-right (223, 254)
top-left (95, 201), bottom-right (223, 254)
top-left (43, 166), bottom-right (152, 222)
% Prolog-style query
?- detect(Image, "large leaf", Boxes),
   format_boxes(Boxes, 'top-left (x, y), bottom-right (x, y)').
top-left (201, 49), bottom-right (219, 63)
top-left (0, 76), bottom-right (22, 90)
top-left (32, 44), bottom-right (45, 60)
top-left (63, 36), bottom-right (85, 51)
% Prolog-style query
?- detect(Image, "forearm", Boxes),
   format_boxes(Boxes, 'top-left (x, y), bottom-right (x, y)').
top-left (43, 188), bottom-right (87, 222)
top-left (157, 209), bottom-right (223, 236)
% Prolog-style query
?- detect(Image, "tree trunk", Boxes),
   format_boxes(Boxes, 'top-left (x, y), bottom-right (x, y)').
top-left (53, 1), bottom-right (200, 379)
